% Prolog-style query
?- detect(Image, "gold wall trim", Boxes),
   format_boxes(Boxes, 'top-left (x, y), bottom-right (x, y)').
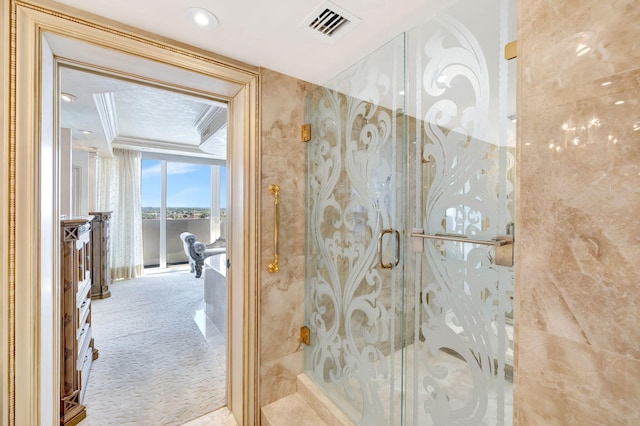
top-left (17, 0), bottom-right (259, 77)
top-left (6, 1), bottom-right (18, 424)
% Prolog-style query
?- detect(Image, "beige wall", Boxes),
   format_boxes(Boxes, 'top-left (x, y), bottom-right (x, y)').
top-left (259, 68), bottom-right (317, 408)
top-left (258, 2), bottom-right (640, 423)
top-left (515, 0), bottom-right (640, 424)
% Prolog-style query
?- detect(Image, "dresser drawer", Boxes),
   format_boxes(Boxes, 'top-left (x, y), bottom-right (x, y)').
top-left (77, 324), bottom-right (92, 368)
top-left (76, 320), bottom-right (90, 344)
top-left (76, 278), bottom-right (91, 307)
top-left (78, 349), bottom-right (93, 403)
top-left (76, 297), bottom-right (91, 331)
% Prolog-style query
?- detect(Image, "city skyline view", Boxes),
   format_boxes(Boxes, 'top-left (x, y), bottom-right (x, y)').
top-left (141, 159), bottom-right (227, 209)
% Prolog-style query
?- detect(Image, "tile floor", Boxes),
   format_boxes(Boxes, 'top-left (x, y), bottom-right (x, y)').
top-left (181, 407), bottom-right (238, 426)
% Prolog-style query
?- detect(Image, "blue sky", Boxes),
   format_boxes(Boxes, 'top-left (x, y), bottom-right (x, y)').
top-left (141, 159), bottom-right (226, 208)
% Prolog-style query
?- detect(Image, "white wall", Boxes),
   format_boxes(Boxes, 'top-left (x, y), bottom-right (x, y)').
top-left (71, 150), bottom-right (89, 215)
top-left (40, 34), bottom-right (56, 426)
top-left (88, 153), bottom-right (97, 212)
top-left (60, 128), bottom-right (72, 217)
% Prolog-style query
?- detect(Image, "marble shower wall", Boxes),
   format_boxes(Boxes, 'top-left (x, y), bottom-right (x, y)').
top-left (515, 0), bottom-right (640, 424)
top-left (259, 68), bottom-right (317, 408)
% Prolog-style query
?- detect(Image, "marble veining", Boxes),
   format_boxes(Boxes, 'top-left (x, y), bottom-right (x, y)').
top-left (516, 0), bottom-right (640, 423)
top-left (259, 68), bottom-right (317, 407)
top-left (519, 0), bottom-right (640, 97)
top-left (258, 1), bottom-right (640, 422)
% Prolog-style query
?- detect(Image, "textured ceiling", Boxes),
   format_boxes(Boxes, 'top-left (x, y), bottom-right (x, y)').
top-left (60, 67), bottom-right (228, 159)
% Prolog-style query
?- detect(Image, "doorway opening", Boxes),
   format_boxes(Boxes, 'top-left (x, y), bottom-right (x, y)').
top-left (59, 62), bottom-right (232, 424)
top-left (6, 3), bottom-right (259, 423)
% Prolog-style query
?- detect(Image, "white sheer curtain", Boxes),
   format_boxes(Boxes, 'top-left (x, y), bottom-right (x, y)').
top-left (96, 148), bottom-right (144, 279)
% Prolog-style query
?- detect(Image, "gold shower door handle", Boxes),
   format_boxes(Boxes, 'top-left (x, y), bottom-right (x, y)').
top-left (378, 229), bottom-right (400, 269)
top-left (267, 184), bottom-right (280, 273)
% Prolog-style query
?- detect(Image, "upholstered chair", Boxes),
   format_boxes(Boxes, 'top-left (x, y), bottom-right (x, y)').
top-left (180, 232), bottom-right (225, 278)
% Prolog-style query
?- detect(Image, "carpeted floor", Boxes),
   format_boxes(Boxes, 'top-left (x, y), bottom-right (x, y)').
top-left (79, 269), bottom-right (226, 426)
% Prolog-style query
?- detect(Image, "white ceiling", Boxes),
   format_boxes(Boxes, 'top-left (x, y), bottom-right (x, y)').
top-left (55, 0), bottom-right (455, 159)
top-left (51, 0), bottom-right (452, 86)
top-left (60, 67), bottom-right (228, 159)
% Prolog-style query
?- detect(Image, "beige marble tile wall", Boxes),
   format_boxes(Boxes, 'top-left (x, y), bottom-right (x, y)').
top-left (259, 68), bottom-right (317, 408)
top-left (515, 1), bottom-right (640, 424)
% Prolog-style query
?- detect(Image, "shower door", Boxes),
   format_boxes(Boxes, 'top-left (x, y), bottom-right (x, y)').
top-left (304, 34), bottom-right (407, 425)
top-left (405, 0), bottom-right (516, 424)
top-left (304, 0), bottom-right (516, 424)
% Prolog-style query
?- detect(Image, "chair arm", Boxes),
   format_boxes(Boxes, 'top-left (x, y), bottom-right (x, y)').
top-left (205, 237), bottom-right (226, 249)
top-left (202, 248), bottom-right (226, 259)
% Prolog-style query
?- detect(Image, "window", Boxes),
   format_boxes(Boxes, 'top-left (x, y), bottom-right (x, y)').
top-left (141, 157), bottom-right (226, 268)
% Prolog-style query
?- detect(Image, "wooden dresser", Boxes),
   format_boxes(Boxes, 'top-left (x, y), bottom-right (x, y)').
top-left (60, 216), bottom-right (98, 426)
top-left (89, 211), bottom-right (112, 299)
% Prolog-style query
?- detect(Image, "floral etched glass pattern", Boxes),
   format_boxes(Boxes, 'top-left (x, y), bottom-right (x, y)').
top-left (304, 34), bottom-right (405, 425)
top-left (303, 0), bottom-right (516, 423)
top-left (404, 0), bottom-right (516, 424)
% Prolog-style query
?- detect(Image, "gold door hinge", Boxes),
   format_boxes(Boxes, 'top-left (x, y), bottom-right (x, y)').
top-left (301, 124), bottom-right (311, 142)
top-left (504, 40), bottom-right (517, 60)
top-left (300, 326), bottom-right (310, 345)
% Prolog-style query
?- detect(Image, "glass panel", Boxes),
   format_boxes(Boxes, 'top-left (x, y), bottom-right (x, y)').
top-left (404, 0), bottom-right (516, 424)
top-left (304, 34), bottom-right (406, 425)
top-left (141, 159), bottom-right (161, 268)
top-left (166, 162), bottom-right (212, 265)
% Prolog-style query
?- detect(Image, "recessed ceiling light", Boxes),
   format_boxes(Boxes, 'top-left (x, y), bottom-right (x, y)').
top-left (61, 92), bottom-right (76, 102)
top-left (185, 7), bottom-right (218, 29)
top-left (79, 130), bottom-right (93, 134)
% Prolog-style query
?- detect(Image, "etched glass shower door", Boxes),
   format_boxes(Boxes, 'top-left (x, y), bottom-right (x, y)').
top-left (304, 34), bottom-right (406, 425)
top-left (304, 0), bottom-right (515, 424)
top-left (404, 0), bottom-right (516, 424)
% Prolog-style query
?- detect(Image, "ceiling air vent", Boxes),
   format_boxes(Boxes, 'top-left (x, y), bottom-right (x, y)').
top-left (309, 8), bottom-right (349, 36)
top-left (301, 1), bottom-right (361, 42)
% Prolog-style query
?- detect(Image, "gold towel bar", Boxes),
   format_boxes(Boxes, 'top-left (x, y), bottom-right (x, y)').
top-left (410, 232), bottom-right (514, 267)
top-left (410, 232), bottom-right (510, 246)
